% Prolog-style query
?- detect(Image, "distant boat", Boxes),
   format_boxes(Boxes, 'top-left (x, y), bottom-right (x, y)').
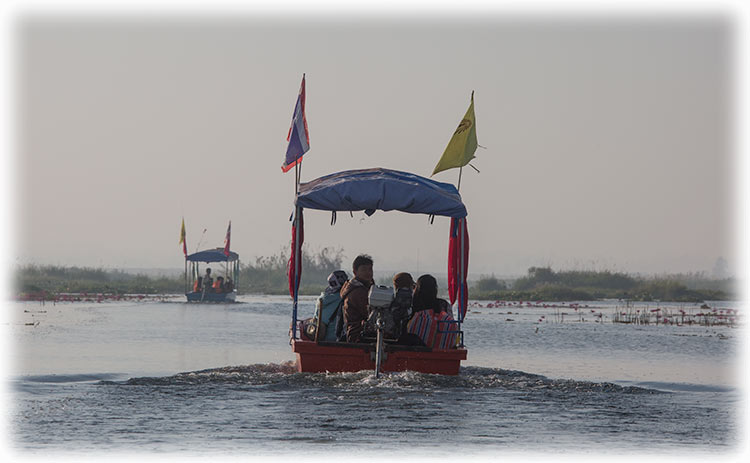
top-left (184, 248), bottom-right (239, 303)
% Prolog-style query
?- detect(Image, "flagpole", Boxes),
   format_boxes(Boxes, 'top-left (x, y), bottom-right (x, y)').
top-left (457, 166), bottom-right (463, 192)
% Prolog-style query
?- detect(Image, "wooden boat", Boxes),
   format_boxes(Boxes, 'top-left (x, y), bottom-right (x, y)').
top-left (184, 248), bottom-right (239, 303)
top-left (287, 168), bottom-right (470, 375)
top-left (292, 339), bottom-right (467, 375)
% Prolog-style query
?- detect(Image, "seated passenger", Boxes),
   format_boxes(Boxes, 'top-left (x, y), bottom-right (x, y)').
top-left (213, 276), bottom-right (225, 293)
top-left (193, 276), bottom-right (203, 292)
top-left (224, 277), bottom-right (234, 293)
top-left (312, 270), bottom-right (348, 342)
top-left (391, 272), bottom-right (425, 346)
top-left (341, 255), bottom-right (374, 343)
top-left (406, 274), bottom-right (457, 349)
top-left (391, 272), bottom-right (415, 332)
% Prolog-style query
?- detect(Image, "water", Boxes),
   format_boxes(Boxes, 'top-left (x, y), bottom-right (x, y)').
top-left (5, 296), bottom-right (743, 455)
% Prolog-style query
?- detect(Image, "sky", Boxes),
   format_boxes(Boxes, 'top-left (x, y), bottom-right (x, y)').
top-left (6, 7), bottom-right (740, 278)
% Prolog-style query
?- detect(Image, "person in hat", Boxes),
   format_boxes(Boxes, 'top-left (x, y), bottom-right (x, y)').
top-left (312, 270), bottom-right (349, 342)
top-left (391, 272), bottom-right (425, 346)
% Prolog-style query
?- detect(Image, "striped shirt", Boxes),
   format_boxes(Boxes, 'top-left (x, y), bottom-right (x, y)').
top-left (407, 309), bottom-right (457, 349)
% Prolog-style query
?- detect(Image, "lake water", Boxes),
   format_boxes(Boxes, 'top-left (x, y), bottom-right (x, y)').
top-left (4, 295), bottom-right (745, 457)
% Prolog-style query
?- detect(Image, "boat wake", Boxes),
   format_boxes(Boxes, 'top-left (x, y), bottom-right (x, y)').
top-left (116, 363), bottom-right (660, 394)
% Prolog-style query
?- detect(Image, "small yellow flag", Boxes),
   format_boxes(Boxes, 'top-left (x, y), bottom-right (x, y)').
top-left (179, 218), bottom-right (186, 245)
top-left (432, 91), bottom-right (478, 176)
top-left (179, 217), bottom-right (187, 256)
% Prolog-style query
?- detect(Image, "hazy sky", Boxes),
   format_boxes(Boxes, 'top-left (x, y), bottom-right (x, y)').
top-left (11, 12), bottom-right (736, 277)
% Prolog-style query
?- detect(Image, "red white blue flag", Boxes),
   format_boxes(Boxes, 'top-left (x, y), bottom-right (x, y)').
top-left (282, 74), bottom-right (310, 172)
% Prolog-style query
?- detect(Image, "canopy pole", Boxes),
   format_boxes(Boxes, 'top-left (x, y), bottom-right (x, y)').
top-left (458, 219), bottom-right (463, 321)
top-left (459, 217), bottom-right (466, 346)
top-left (184, 258), bottom-right (187, 294)
top-left (294, 161), bottom-right (299, 196)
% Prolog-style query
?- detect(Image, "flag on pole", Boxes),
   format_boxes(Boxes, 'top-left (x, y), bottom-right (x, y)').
top-left (282, 74), bottom-right (310, 172)
top-left (223, 221), bottom-right (232, 256)
top-left (179, 217), bottom-right (187, 256)
top-left (431, 91), bottom-right (478, 176)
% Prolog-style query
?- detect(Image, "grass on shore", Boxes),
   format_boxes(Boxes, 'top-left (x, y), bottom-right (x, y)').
top-left (13, 260), bottom-right (736, 303)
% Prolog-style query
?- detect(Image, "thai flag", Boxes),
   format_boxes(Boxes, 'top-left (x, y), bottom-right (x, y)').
top-left (282, 74), bottom-right (309, 172)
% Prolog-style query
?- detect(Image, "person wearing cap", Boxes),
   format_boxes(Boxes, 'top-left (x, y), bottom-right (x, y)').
top-left (391, 272), bottom-right (426, 346)
top-left (312, 270), bottom-right (349, 342)
top-left (391, 272), bottom-right (415, 335)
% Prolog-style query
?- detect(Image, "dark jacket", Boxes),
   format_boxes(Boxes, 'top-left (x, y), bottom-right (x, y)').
top-left (341, 277), bottom-right (372, 343)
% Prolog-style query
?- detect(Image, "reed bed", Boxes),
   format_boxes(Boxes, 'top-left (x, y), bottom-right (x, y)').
top-left (16, 291), bottom-right (175, 304)
top-left (468, 300), bottom-right (740, 327)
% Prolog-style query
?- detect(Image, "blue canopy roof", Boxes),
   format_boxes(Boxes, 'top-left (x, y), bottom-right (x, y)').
top-left (295, 168), bottom-right (467, 218)
top-left (186, 248), bottom-right (239, 263)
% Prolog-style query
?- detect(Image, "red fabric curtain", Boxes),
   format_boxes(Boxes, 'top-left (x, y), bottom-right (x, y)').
top-left (288, 208), bottom-right (304, 298)
top-left (448, 217), bottom-right (469, 319)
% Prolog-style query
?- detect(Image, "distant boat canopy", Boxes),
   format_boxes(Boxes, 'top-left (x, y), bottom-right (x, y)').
top-left (296, 168), bottom-right (467, 218)
top-left (186, 248), bottom-right (239, 263)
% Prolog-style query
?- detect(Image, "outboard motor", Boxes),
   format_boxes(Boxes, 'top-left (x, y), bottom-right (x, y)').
top-left (366, 285), bottom-right (394, 378)
top-left (366, 285), bottom-right (413, 378)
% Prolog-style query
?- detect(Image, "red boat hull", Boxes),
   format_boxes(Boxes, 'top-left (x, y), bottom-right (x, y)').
top-left (292, 339), bottom-right (467, 375)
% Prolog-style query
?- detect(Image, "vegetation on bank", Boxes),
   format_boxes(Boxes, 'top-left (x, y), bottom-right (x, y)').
top-left (13, 258), bottom-right (736, 303)
top-left (471, 267), bottom-right (735, 302)
top-left (14, 265), bottom-right (181, 295)
top-left (240, 247), bottom-right (345, 295)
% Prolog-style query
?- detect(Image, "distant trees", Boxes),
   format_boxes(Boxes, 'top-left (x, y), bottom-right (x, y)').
top-left (474, 275), bottom-right (507, 292)
top-left (239, 247), bottom-right (345, 295)
top-left (471, 266), bottom-right (734, 302)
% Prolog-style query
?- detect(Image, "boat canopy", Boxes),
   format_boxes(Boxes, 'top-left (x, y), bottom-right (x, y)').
top-left (186, 248), bottom-right (239, 263)
top-left (289, 167), bottom-right (470, 343)
top-left (296, 168), bottom-right (467, 218)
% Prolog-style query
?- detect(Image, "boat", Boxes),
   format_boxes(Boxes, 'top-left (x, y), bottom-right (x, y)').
top-left (184, 248), bottom-right (240, 302)
top-left (287, 168), bottom-right (470, 375)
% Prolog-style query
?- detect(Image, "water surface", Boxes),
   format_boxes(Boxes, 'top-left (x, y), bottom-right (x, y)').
top-left (7, 296), bottom-right (742, 455)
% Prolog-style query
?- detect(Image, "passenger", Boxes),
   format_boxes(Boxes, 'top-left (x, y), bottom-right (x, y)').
top-left (391, 272), bottom-right (425, 346)
top-left (406, 274), bottom-right (457, 349)
top-left (213, 276), bottom-right (225, 293)
top-left (313, 270), bottom-right (349, 342)
top-left (340, 254), bottom-right (374, 343)
top-left (224, 277), bottom-right (234, 293)
top-left (193, 276), bottom-right (203, 292)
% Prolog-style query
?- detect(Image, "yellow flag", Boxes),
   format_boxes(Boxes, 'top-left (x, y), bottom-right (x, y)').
top-left (179, 218), bottom-right (186, 244)
top-left (432, 92), bottom-right (478, 176)
top-left (179, 217), bottom-right (187, 256)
